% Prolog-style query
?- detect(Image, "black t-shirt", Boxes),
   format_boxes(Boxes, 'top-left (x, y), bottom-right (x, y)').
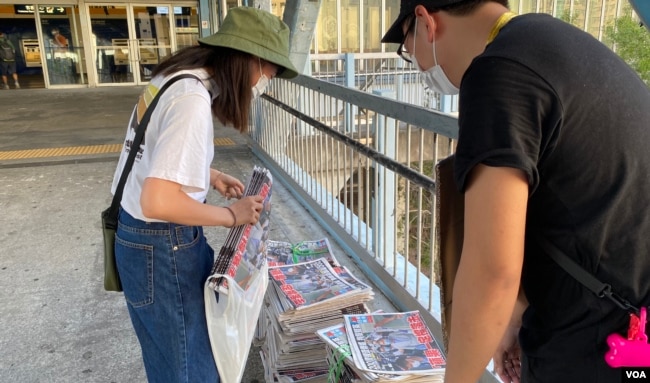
top-left (454, 13), bottom-right (650, 381)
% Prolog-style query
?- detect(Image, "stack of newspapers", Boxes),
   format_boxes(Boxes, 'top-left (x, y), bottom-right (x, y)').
top-left (256, 238), bottom-right (342, 343)
top-left (316, 311), bottom-right (446, 382)
top-left (207, 166), bottom-right (272, 294)
top-left (259, 238), bottom-right (340, 339)
top-left (259, 243), bottom-right (375, 383)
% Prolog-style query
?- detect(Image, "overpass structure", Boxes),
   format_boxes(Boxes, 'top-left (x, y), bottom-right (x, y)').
top-left (0, 2), bottom-right (646, 383)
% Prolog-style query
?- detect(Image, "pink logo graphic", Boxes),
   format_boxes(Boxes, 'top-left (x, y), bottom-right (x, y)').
top-left (605, 307), bottom-right (650, 367)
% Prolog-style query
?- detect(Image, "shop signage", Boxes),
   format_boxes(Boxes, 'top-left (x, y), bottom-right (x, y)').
top-left (14, 5), bottom-right (67, 15)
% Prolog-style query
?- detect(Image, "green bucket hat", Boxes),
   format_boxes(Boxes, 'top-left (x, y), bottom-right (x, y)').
top-left (198, 7), bottom-right (299, 79)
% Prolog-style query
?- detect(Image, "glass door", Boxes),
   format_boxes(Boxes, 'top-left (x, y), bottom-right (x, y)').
top-left (88, 5), bottom-right (131, 84)
top-left (172, 6), bottom-right (199, 50)
top-left (38, 5), bottom-right (87, 86)
top-left (87, 4), bottom-right (172, 85)
top-left (132, 5), bottom-right (172, 82)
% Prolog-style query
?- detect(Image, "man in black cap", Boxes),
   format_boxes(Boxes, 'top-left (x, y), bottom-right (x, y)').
top-left (383, 1), bottom-right (650, 382)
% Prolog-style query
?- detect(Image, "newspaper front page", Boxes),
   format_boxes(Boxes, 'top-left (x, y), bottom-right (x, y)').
top-left (343, 311), bottom-right (446, 376)
top-left (207, 166), bottom-right (272, 293)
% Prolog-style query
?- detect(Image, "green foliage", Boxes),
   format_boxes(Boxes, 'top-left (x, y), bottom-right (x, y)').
top-left (397, 160), bottom-right (436, 278)
top-left (604, 10), bottom-right (650, 86)
top-left (558, 10), bottom-right (575, 25)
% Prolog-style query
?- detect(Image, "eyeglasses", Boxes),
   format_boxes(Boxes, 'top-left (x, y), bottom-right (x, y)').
top-left (397, 16), bottom-right (416, 63)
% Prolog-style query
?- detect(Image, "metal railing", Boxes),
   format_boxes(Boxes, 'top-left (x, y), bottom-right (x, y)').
top-left (250, 70), bottom-right (501, 381)
top-left (309, 52), bottom-right (459, 114)
top-left (249, 74), bottom-right (500, 382)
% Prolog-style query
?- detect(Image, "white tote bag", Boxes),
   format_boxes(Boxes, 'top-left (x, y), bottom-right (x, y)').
top-left (204, 264), bottom-right (269, 383)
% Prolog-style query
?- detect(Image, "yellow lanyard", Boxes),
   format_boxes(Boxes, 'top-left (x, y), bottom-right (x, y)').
top-left (486, 11), bottom-right (517, 45)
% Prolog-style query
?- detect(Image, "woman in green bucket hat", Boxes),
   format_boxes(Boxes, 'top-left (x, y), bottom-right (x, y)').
top-left (109, 7), bottom-right (297, 383)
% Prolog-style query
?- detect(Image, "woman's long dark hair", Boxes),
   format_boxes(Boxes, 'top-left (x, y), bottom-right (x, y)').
top-left (152, 45), bottom-right (253, 132)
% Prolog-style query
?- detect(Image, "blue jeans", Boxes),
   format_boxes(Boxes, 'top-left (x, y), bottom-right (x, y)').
top-left (115, 208), bottom-right (219, 383)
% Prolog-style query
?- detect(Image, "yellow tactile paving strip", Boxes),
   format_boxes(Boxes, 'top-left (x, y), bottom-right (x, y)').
top-left (0, 138), bottom-right (236, 161)
top-left (213, 137), bottom-right (236, 146)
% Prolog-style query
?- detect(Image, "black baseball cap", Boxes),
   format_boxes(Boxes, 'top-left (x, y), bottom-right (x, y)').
top-left (381, 0), bottom-right (469, 43)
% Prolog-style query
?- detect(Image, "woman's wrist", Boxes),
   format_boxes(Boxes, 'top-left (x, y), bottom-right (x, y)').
top-left (224, 206), bottom-right (236, 227)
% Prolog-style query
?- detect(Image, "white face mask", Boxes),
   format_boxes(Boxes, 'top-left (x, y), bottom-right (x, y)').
top-left (410, 18), bottom-right (459, 95)
top-left (252, 59), bottom-right (270, 99)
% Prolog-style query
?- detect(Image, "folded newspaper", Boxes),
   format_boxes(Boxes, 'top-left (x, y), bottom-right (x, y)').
top-left (343, 311), bottom-right (446, 378)
top-left (317, 321), bottom-right (443, 382)
top-left (207, 166), bottom-right (272, 293)
top-left (269, 258), bottom-right (373, 315)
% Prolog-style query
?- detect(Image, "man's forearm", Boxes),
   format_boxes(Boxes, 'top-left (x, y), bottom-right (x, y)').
top-left (443, 165), bottom-right (528, 383)
top-left (510, 288), bottom-right (528, 327)
top-left (443, 261), bottom-right (520, 383)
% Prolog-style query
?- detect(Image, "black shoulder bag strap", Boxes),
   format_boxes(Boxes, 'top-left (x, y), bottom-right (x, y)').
top-left (105, 74), bottom-right (201, 226)
top-left (537, 236), bottom-right (640, 315)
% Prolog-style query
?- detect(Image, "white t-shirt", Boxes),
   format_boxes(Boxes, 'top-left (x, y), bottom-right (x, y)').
top-left (111, 68), bottom-right (220, 222)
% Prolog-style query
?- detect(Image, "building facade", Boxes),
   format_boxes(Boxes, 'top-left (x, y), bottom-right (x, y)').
top-left (0, 0), bottom-right (635, 88)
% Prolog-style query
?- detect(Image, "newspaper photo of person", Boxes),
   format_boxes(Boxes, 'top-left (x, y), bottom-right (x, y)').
top-left (343, 311), bottom-right (446, 376)
top-left (269, 258), bottom-right (356, 309)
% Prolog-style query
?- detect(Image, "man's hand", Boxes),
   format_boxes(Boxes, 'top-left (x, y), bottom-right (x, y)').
top-left (493, 324), bottom-right (522, 383)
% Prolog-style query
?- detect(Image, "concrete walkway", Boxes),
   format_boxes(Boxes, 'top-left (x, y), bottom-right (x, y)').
top-left (0, 86), bottom-right (395, 383)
